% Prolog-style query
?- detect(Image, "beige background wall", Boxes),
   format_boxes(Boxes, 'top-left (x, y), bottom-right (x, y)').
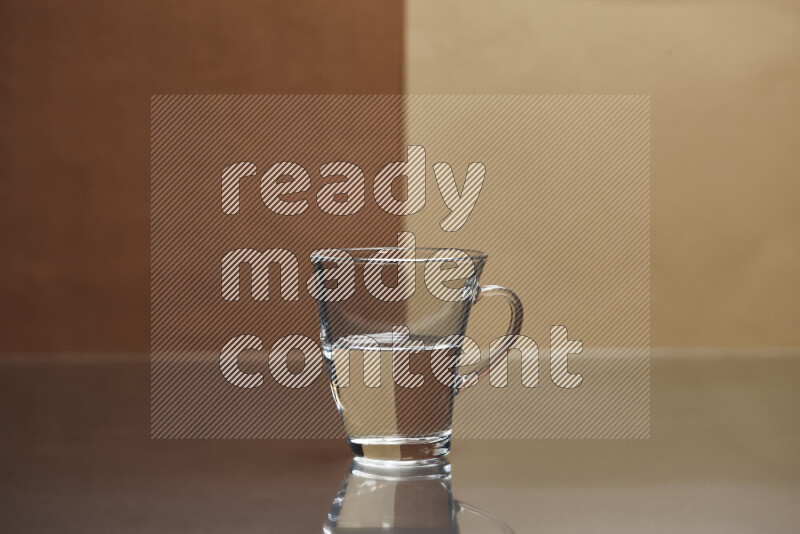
top-left (405, 0), bottom-right (800, 347)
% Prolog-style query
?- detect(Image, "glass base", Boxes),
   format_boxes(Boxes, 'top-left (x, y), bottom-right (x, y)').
top-left (351, 456), bottom-right (451, 481)
top-left (348, 432), bottom-right (451, 462)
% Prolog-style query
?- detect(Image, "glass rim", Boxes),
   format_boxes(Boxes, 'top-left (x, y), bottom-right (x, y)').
top-left (310, 247), bottom-right (488, 263)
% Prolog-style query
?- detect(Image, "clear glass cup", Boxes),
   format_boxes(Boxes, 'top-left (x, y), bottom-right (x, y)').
top-left (311, 247), bottom-right (523, 462)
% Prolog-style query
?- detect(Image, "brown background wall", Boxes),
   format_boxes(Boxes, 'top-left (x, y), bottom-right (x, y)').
top-left (2, 0), bottom-right (798, 352)
top-left (0, 0), bottom-right (404, 353)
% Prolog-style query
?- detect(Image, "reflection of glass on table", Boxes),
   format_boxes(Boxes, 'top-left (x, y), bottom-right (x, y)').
top-left (324, 457), bottom-right (514, 533)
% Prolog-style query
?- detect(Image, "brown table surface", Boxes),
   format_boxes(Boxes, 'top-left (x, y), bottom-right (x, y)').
top-left (1, 351), bottom-right (798, 533)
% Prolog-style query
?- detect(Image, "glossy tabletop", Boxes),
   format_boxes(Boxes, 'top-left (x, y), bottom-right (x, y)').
top-left (1, 351), bottom-right (798, 533)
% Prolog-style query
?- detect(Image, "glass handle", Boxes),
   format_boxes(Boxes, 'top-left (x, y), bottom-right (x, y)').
top-left (460, 284), bottom-right (523, 388)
